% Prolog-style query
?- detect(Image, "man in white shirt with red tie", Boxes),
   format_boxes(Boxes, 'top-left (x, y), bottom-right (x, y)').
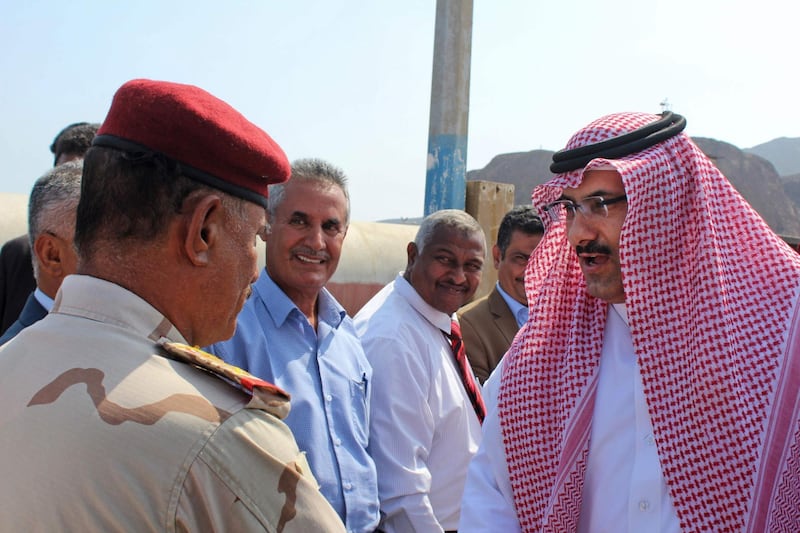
top-left (354, 209), bottom-right (486, 533)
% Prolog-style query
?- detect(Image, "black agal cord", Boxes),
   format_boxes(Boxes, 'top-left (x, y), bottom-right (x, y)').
top-left (550, 112), bottom-right (687, 173)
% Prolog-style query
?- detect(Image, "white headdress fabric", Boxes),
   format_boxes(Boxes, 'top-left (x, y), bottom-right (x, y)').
top-left (499, 112), bottom-right (800, 532)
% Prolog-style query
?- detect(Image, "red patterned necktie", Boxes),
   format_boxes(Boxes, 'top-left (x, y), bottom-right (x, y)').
top-left (446, 320), bottom-right (486, 424)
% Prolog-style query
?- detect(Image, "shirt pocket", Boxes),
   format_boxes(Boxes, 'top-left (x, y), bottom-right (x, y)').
top-left (349, 373), bottom-right (370, 446)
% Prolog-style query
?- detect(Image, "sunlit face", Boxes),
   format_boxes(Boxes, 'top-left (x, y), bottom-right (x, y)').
top-left (265, 179), bottom-right (348, 303)
top-left (494, 230), bottom-right (542, 305)
top-left (208, 201), bottom-right (266, 345)
top-left (563, 169), bottom-right (628, 303)
top-left (406, 225), bottom-right (485, 315)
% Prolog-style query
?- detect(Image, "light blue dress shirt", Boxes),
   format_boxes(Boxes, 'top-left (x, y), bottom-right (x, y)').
top-left (495, 282), bottom-right (528, 327)
top-left (33, 287), bottom-right (54, 312)
top-left (208, 270), bottom-right (379, 533)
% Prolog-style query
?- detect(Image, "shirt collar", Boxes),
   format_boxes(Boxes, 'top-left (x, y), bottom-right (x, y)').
top-left (52, 274), bottom-right (187, 344)
top-left (611, 303), bottom-right (629, 326)
top-left (495, 282), bottom-right (528, 327)
top-left (34, 287), bottom-right (55, 312)
top-left (394, 273), bottom-right (455, 333)
top-left (254, 268), bottom-right (345, 329)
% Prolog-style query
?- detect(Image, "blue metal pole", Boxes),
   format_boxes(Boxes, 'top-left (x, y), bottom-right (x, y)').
top-left (424, 0), bottom-right (473, 215)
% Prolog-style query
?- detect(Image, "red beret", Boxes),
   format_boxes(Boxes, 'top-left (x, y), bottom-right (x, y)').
top-left (94, 79), bottom-right (289, 207)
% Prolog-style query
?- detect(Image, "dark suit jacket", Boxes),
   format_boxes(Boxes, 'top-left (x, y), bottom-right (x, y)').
top-left (0, 235), bottom-right (36, 335)
top-left (457, 287), bottom-right (519, 384)
top-left (0, 292), bottom-right (47, 345)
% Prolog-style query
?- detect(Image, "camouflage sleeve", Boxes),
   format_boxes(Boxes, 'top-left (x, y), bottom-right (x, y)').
top-left (175, 407), bottom-right (345, 532)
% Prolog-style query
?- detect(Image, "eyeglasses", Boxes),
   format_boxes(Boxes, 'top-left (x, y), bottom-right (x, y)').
top-left (543, 194), bottom-right (627, 222)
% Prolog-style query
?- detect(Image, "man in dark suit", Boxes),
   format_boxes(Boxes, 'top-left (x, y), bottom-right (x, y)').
top-left (0, 236), bottom-right (36, 334)
top-left (0, 161), bottom-right (82, 344)
top-left (457, 206), bottom-right (543, 383)
top-left (0, 122), bottom-right (97, 335)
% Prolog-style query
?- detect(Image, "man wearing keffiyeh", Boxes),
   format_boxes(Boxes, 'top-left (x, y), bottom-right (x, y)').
top-left (459, 111), bottom-right (800, 533)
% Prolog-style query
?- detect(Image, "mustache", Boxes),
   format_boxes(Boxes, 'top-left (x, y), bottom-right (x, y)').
top-left (292, 247), bottom-right (330, 261)
top-left (576, 242), bottom-right (612, 255)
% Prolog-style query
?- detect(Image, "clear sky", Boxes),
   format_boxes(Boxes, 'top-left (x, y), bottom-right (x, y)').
top-left (1, 0), bottom-right (798, 221)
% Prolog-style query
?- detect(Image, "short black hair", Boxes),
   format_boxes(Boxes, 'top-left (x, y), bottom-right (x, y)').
top-left (496, 206), bottom-right (543, 256)
top-left (75, 147), bottom-right (203, 260)
top-left (75, 146), bottom-right (248, 263)
top-left (50, 122), bottom-right (100, 166)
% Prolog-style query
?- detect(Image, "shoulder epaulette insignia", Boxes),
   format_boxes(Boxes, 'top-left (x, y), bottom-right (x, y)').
top-left (158, 340), bottom-right (290, 401)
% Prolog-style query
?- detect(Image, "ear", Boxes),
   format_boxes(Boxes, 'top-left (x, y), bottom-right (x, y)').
top-left (492, 244), bottom-right (502, 269)
top-left (405, 241), bottom-right (418, 272)
top-left (184, 195), bottom-right (224, 267)
top-left (33, 233), bottom-right (64, 277)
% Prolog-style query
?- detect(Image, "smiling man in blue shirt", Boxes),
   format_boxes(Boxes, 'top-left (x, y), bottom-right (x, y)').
top-left (207, 159), bottom-right (379, 532)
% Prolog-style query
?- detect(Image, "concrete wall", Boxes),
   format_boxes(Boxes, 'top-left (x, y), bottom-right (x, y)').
top-left (328, 222), bottom-right (418, 315)
top-left (465, 180), bottom-right (514, 301)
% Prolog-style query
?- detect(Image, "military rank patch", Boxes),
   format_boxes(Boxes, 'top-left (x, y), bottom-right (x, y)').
top-left (158, 341), bottom-right (291, 418)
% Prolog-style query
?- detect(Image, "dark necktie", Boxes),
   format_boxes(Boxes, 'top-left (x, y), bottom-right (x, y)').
top-left (446, 320), bottom-right (486, 424)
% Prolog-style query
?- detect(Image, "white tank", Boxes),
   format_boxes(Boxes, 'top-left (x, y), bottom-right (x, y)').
top-left (0, 193), bottom-right (28, 243)
top-left (329, 221), bottom-right (418, 315)
top-left (0, 193), bottom-right (416, 316)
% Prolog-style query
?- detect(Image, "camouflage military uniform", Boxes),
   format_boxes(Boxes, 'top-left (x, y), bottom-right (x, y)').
top-left (0, 274), bottom-right (345, 532)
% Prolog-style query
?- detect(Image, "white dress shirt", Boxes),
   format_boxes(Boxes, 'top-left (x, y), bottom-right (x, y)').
top-left (354, 274), bottom-right (482, 532)
top-left (459, 304), bottom-right (681, 532)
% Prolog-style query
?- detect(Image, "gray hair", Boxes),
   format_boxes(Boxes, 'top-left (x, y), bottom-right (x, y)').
top-left (28, 160), bottom-right (83, 277)
top-left (414, 209), bottom-right (486, 255)
top-left (267, 158), bottom-right (350, 224)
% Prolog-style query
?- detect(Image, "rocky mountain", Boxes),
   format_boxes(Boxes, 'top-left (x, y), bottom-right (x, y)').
top-left (467, 137), bottom-right (800, 237)
top-left (783, 173), bottom-right (800, 208)
top-left (693, 138), bottom-right (800, 235)
top-left (746, 137), bottom-right (800, 176)
top-left (466, 150), bottom-right (553, 206)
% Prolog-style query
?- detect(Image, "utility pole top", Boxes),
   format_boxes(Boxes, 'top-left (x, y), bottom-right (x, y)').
top-left (424, 0), bottom-right (474, 215)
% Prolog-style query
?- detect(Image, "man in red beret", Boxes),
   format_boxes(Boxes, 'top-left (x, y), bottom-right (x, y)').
top-left (0, 79), bottom-right (345, 532)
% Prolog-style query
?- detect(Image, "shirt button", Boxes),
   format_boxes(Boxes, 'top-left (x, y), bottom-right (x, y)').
top-left (343, 482), bottom-right (352, 490)
top-left (325, 394), bottom-right (333, 402)
top-left (644, 434), bottom-right (655, 445)
top-left (639, 499), bottom-right (651, 512)
top-left (334, 438), bottom-right (342, 446)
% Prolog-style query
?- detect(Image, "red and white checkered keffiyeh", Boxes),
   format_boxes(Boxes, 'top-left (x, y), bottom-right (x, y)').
top-left (498, 112), bottom-right (800, 532)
